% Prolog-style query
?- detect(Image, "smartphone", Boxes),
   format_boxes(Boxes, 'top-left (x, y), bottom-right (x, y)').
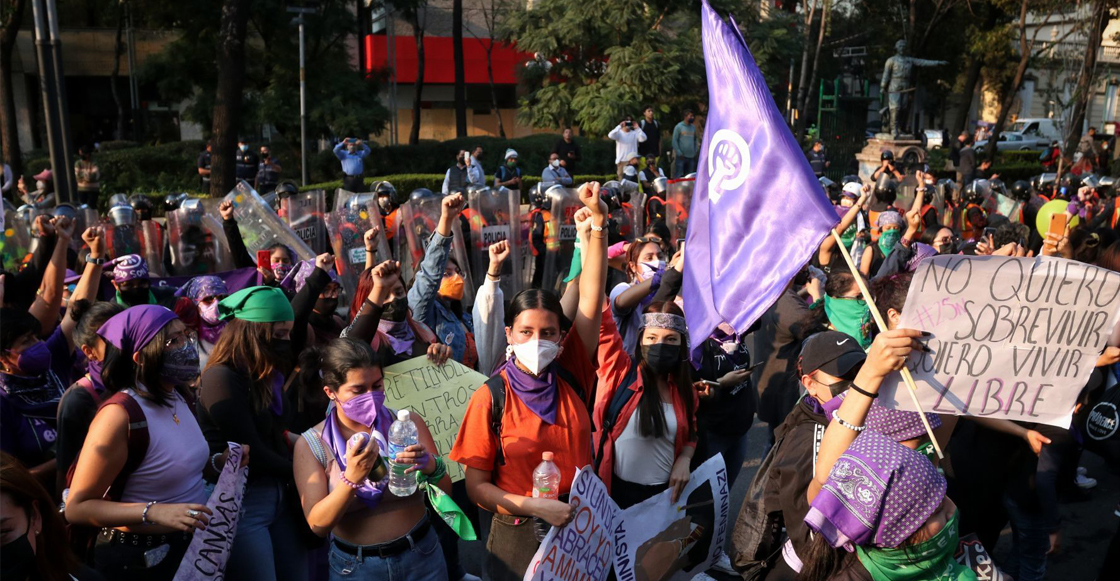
top-left (981, 227), bottom-right (997, 241)
top-left (677, 238), bottom-right (686, 248)
top-left (1047, 213), bottom-right (1068, 240)
top-left (700, 380), bottom-right (719, 387)
top-left (256, 250), bottom-right (272, 271)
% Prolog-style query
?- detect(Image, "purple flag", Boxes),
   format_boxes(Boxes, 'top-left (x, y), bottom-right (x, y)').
top-left (682, 0), bottom-right (838, 363)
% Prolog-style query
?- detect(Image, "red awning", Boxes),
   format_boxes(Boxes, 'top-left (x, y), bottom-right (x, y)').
top-left (364, 35), bottom-right (531, 84)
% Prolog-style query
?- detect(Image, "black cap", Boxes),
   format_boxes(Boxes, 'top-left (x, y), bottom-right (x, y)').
top-left (800, 331), bottom-right (866, 379)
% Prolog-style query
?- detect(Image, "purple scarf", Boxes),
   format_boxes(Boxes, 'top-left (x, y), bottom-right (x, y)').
top-left (821, 392), bottom-right (942, 442)
top-left (500, 356), bottom-right (558, 424)
top-left (270, 373), bottom-right (285, 416)
top-left (805, 429), bottom-right (945, 550)
top-left (97, 305), bottom-right (178, 355)
top-left (321, 404), bottom-right (394, 509)
top-left (378, 320), bottom-right (415, 356)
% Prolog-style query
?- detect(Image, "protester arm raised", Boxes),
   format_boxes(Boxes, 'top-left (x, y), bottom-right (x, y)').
top-left (29, 217), bottom-right (71, 337)
top-left (575, 183), bottom-right (609, 362)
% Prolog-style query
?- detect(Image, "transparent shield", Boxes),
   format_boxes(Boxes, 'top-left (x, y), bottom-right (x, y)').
top-left (982, 192), bottom-right (1023, 223)
top-left (223, 180), bottom-right (315, 262)
top-left (1, 209), bottom-right (32, 271)
top-left (327, 189), bottom-right (393, 303)
top-left (536, 186), bottom-right (581, 293)
top-left (467, 187), bottom-right (523, 300)
top-left (166, 199), bottom-right (235, 275)
top-left (72, 208), bottom-right (102, 253)
top-left (281, 190), bottom-right (329, 254)
top-left (104, 223), bottom-right (142, 260)
top-left (139, 221), bottom-right (167, 277)
top-left (664, 178), bottom-right (695, 243)
top-left (399, 196), bottom-right (444, 281)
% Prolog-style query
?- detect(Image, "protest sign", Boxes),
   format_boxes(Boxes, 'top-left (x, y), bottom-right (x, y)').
top-left (613, 455), bottom-right (730, 581)
top-left (878, 255), bottom-right (1120, 428)
top-left (525, 466), bottom-right (618, 581)
top-left (174, 442), bottom-right (248, 580)
top-left (381, 356), bottom-right (488, 482)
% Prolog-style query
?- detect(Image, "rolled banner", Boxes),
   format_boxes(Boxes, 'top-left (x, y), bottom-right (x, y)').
top-left (173, 442), bottom-right (249, 581)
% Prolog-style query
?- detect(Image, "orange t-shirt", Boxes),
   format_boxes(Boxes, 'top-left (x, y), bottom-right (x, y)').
top-left (450, 330), bottom-right (597, 498)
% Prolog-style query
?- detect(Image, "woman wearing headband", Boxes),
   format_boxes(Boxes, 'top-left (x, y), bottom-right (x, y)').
top-left (176, 275), bottom-right (229, 368)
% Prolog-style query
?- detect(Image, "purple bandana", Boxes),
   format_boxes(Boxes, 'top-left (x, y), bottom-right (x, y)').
top-left (905, 243), bottom-right (937, 272)
top-left (281, 260), bottom-right (340, 294)
top-left (378, 319), bottom-right (416, 356)
top-left (177, 275), bottom-right (229, 302)
top-left (875, 211), bottom-right (905, 230)
top-left (321, 404), bottom-right (394, 509)
top-left (270, 373), bottom-right (285, 416)
top-left (97, 305), bottom-right (178, 355)
top-left (110, 254), bottom-right (149, 283)
top-left (821, 392), bottom-right (942, 442)
top-left (500, 356), bottom-right (558, 424)
top-left (805, 429), bottom-right (945, 550)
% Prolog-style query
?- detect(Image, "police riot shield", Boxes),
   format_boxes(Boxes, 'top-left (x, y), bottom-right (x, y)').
top-left (664, 178), bottom-right (694, 245)
top-left (71, 207), bottom-right (101, 253)
top-left (139, 221), bottom-right (167, 277)
top-left (1, 208), bottom-right (32, 271)
top-left (166, 198), bottom-right (236, 276)
top-left (517, 204), bottom-right (534, 291)
top-left (104, 224), bottom-right (142, 260)
top-left (534, 186), bottom-right (581, 293)
top-left (281, 190), bottom-right (329, 254)
top-left (467, 187), bottom-right (523, 300)
top-left (399, 195), bottom-right (443, 281)
top-left (896, 174), bottom-right (919, 210)
top-left (327, 189), bottom-right (393, 303)
top-left (982, 192), bottom-right (1023, 223)
top-left (223, 181), bottom-right (315, 263)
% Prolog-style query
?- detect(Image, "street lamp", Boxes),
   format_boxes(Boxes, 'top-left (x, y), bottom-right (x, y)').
top-left (288, 5), bottom-right (315, 187)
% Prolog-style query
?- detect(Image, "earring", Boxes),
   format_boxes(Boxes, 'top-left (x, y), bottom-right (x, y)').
top-left (505, 345), bottom-right (513, 360)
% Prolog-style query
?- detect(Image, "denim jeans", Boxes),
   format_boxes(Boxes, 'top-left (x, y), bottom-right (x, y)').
top-left (327, 522), bottom-right (446, 581)
top-left (701, 430), bottom-right (750, 488)
top-left (674, 156), bottom-right (697, 178)
top-left (225, 477), bottom-right (309, 581)
top-left (1001, 493), bottom-right (1050, 581)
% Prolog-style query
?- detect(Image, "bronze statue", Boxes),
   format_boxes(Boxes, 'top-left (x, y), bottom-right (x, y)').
top-left (880, 39), bottom-right (946, 137)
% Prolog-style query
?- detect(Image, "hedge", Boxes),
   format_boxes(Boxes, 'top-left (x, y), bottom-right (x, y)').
top-left (300, 174), bottom-right (618, 207)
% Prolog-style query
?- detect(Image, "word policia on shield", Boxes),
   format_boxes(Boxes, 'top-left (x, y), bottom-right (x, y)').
top-left (877, 255), bottom-right (1120, 428)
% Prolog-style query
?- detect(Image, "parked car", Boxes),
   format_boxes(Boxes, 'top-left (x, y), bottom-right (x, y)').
top-left (922, 129), bottom-right (947, 149)
top-left (1010, 118), bottom-right (1064, 142)
top-left (974, 131), bottom-right (1048, 153)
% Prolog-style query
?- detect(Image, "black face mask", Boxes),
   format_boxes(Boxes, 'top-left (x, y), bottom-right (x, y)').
top-left (269, 338), bottom-right (293, 362)
top-left (315, 297), bottom-right (339, 316)
top-left (826, 379), bottom-right (851, 397)
top-left (1, 532), bottom-right (36, 581)
top-left (383, 296), bottom-right (409, 323)
top-left (119, 287), bottom-right (150, 306)
top-left (642, 343), bottom-right (681, 374)
top-left (937, 241), bottom-right (954, 255)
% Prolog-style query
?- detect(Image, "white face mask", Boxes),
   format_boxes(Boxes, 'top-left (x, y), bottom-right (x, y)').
top-left (35, 180), bottom-right (46, 190)
top-left (551, 159), bottom-right (560, 168)
top-left (510, 338), bottom-right (561, 375)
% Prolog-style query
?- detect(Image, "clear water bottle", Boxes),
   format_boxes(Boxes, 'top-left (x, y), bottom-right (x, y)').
top-left (387, 409), bottom-right (419, 497)
top-left (532, 451), bottom-right (561, 541)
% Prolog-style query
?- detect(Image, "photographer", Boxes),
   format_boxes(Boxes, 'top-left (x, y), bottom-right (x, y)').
top-left (334, 137), bottom-right (371, 193)
top-left (255, 146), bottom-right (282, 194)
top-left (869, 149), bottom-right (904, 183)
top-left (442, 150), bottom-right (471, 194)
top-left (608, 116), bottom-right (647, 181)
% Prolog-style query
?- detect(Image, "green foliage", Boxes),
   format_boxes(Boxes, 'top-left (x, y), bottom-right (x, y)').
top-left (370, 134), bottom-right (617, 177)
top-left (299, 174), bottom-right (618, 205)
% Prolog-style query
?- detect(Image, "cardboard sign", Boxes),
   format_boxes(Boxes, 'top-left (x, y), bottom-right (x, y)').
top-left (381, 357), bottom-right (488, 482)
top-left (174, 443), bottom-right (248, 580)
top-left (525, 466), bottom-right (618, 581)
top-left (878, 255), bottom-right (1120, 428)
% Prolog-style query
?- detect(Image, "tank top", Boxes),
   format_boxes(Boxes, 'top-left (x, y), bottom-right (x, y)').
top-left (613, 402), bottom-right (677, 485)
top-left (119, 388), bottom-right (209, 505)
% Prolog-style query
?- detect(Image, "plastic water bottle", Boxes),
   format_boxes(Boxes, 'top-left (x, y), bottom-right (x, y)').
top-left (387, 410), bottom-right (419, 497)
top-left (532, 451), bottom-right (561, 541)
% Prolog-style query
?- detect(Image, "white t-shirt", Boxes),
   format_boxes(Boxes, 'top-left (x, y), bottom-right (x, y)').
top-left (613, 401), bottom-right (676, 485)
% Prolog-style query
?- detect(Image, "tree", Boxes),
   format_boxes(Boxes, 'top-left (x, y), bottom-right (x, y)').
top-left (1, 0), bottom-right (27, 176)
top-left (109, 0), bottom-right (128, 140)
top-left (209, 0), bottom-right (252, 197)
top-left (795, 0), bottom-right (830, 140)
top-left (1061, 0), bottom-right (1112, 160)
top-left (387, 0), bottom-right (429, 145)
top-left (793, 0), bottom-right (822, 139)
top-left (471, 0), bottom-right (510, 137)
top-left (453, 0), bottom-right (467, 137)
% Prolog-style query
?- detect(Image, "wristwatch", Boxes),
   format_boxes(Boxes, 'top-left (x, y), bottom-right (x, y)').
top-left (85, 254), bottom-right (106, 265)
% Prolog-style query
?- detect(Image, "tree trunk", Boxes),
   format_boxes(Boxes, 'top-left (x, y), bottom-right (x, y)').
top-left (110, 4), bottom-right (127, 140)
top-left (486, 45), bottom-right (506, 138)
top-left (209, 0), bottom-right (252, 197)
top-left (409, 16), bottom-right (425, 145)
top-left (796, 0), bottom-right (829, 140)
top-left (453, 0), bottom-right (466, 137)
top-left (793, 0), bottom-right (817, 131)
top-left (1062, 0), bottom-right (1108, 160)
top-left (952, 56), bottom-right (983, 136)
top-left (1, 0), bottom-right (28, 178)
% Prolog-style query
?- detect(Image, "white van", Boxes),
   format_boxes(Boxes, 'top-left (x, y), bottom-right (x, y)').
top-left (1010, 118), bottom-right (1063, 143)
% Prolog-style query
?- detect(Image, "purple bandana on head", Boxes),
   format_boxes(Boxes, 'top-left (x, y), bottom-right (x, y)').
top-left (97, 305), bottom-right (178, 355)
top-left (906, 243), bottom-right (937, 272)
top-left (500, 356), bottom-right (558, 424)
top-left (805, 429), bottom-right (946, 550)
top-left (875, 211), bottom-right (905, 230)
top-left (110, 254), bottom-right (149, 283)
top-left (177, 275), bottom-right (229, 302)
top-left (821, 392), bottom-right (942, 442)
top-left (280, 259), bottom-right (341, 294)
top-left (64, 269), bottom-right (82, 285)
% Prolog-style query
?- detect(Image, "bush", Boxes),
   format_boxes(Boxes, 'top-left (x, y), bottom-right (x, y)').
top-left (367, 134), bottom-right (618, 178)
top-left (300, 174), bottom-right (617, 207)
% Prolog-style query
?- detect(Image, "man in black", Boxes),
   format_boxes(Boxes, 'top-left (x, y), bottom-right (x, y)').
top-left (638, 105), bottom-right (661, 162)
top-left (235, 139), bottom-right (259, 183)
top-left (957, 132), bottom-right (977, 188)
top-left (442, 150), bottom-right (470, 194)
top-left (806, 140), bottom-right (828, 177)
top-left (255, 146), bottom-right (282, 193)
top-left (197, 142), bottom-right (212, 191)
top-left (552, 127), bottom-right (581, 175)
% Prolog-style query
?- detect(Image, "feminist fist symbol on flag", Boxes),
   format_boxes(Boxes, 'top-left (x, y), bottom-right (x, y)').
top-left (706, 129), bottom-right (751, 202)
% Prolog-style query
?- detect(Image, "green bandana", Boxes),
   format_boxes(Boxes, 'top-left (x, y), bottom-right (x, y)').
top-left (839, 223), bottom-right (857, 249)
top-left (856, 512), bottom-right (976, 581)
top-left (115, 289), bottom-right (157, 307)
top-left (824, 294), bottom-right (871, 349)
top-left (878, 229), bottom-right (902, 256)
top-left (423, 481), bottom-right (477, 541)
top-left (218, 286), bottom-right (294, 323)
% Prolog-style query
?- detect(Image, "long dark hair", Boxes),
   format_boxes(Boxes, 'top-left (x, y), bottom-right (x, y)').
top-left (299, 337), bottom-right (381, 395)
top-left (101, 322), bottom-right (178, 407)
top-left (506, 288), bottom-right (570, 331)
top-left (796, 529), bottom-right (860, 581)
top-left (206, 318), bottom-right (287, 412)
top-left (632, 302), bottom-right (695, 440)
top-left (1, 452), bottom-right (80, 581)
top-left (1098, 240), bottom-right (1120, 273)
top-left (70, 300), bottom-right (125, 350)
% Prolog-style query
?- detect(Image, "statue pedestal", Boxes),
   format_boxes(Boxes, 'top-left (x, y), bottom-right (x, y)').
top-left (857, 138), bottom-right (928, 183)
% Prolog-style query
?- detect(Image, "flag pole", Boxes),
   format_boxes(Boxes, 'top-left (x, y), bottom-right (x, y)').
top-left (828, 229), bottom-right (944, 459)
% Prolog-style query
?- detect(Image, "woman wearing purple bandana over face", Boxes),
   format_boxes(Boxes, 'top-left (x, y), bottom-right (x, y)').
top-left (282, 258), bottom-right (346, 350)
top-left (292, 337), bottom-right (451, 581)
top-left (176, 275), bottom-right (228, 368)
top-left (219, 199), bottom-right (297, 292)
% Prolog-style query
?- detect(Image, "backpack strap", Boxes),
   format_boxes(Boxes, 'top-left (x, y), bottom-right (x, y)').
top-left (76, 376), bottom-right (101, 407)
top-left (485, 375), bottom-right (507, 467)
top-left (100, 392), bottom-right (150, 502)
top-left (593, 364), bottom-right (640, 472)
top-left (301, 428), bottom-right (330, 470)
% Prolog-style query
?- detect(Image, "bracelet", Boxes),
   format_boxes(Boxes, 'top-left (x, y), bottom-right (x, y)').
top-left (832, 410), bottom-right (865, 432)
top-left (210, 452), bottom-right (223, 473)
top-left (85, 254), bottom-right (106, 265)
top-left (141, 501), bottom-right (158, 525)
top-left (487, 271), bottom-right (500, 280)
top-left (338, 475), bottom-right (362, 490)
top-left (849, 383), bottom-right (878, 399)
top-left (590, 222), bottom-right (605, 232)
top-left (422, 457), bottom-right (447, 483)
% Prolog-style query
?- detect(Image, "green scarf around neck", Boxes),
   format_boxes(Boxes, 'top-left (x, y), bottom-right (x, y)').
top-left (856, 512), bottom-right (976, 581)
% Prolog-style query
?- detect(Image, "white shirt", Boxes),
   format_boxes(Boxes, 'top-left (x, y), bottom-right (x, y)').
top-left (607, 124), bottom-right (647, 164)
top-left (468, 157), bottom-right (486, 187)
top-left (1, 163), bottom-right (11, 193)
top-left (613, 401), bottom-right (676, 485)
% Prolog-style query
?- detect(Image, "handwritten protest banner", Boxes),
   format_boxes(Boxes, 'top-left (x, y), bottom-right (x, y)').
top-left (878, 255), bottom-right (1120, 428)
top-left (525, 466), bottom-right (618, 581)
top-left (613, 455), bottom-right (730, 581)
top-left (174, 442), bottom-right (248, 580)
top-left (381, 356), bottom-right (488, 482)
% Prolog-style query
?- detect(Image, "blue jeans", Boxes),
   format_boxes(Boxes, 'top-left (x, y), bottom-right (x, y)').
top-left (1001, 494), bottom-right (1050, 581)
top-left (327, 522), bottom-right (446, 581)
top-left (225, 478), bottom-right (309, 581)
top-left (674, 156), bottom-right (697, 178)
top-left (702, 430), bottom-right (750, 489)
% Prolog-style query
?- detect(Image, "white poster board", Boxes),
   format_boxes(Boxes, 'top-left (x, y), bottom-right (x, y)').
top-left (525, 466), bottom-right (618, 581)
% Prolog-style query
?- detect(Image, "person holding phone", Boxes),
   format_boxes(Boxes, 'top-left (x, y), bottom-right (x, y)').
top-left (334, 138), bottom-right (371, 193)
top-left (609, 116), bottom-right (647, 181)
